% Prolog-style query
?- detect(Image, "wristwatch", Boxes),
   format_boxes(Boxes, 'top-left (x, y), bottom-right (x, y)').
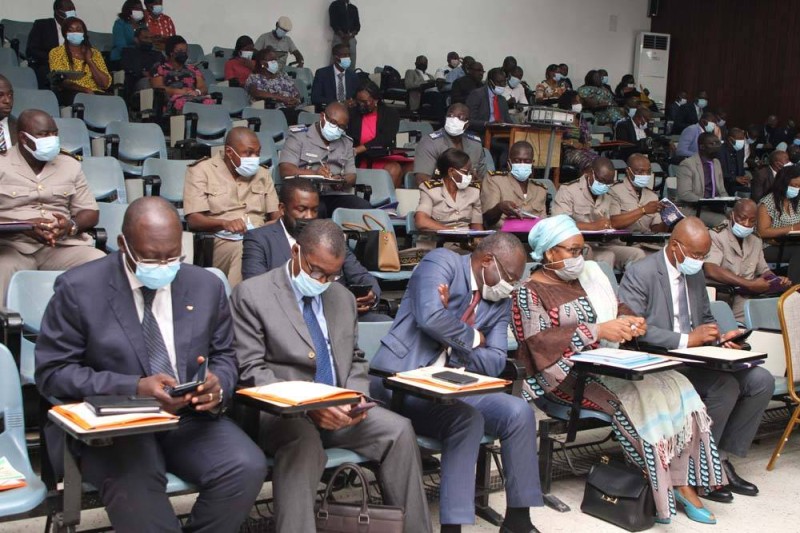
top-left (68, 219), bottom-right (79, 236)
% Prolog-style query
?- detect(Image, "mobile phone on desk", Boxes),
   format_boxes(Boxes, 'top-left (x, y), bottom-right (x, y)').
top-left (432, 370), bottom-right (479, 385)
top-left (166, 357), bottom-right (209, 397)
top-left (348, 284), bottom-right (372, 298)
top-left (348, 402), bottom-right (377, 418)
top-left (714, 329), bottom-right (753, 347)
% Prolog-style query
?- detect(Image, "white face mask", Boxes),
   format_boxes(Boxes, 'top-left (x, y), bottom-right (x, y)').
top-left (240, 50), bottom-right (253, 60)
top-left (571, 103), bottom-right (583, 113)
top-left (452, 169), bottom-right (472, 190)
top-left (320, 115), bottom-right (343, 142)
top-left (444, 116), bottom-right (467, 137)
top-left (229, 147), bottom-right (260, 178)
top-left (545, 254), bottom-right (585, 281)
top-left (131, 10), bottom-right (144, 21)
top-left (23, 132), bottom-right (61, 162)
top-left (481, 257), bottom-right (515, 302)
top-left (449, 59), bottom-right (460, 69)
top-left (266, 60), bottom-right (280, 74)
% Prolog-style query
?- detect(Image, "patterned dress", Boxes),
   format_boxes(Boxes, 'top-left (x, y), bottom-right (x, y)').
top-left (576, 84), bottom-right (624, 125)
top-left (511, 278), bottom-right (725, 520)
top-left (150, 61), bottom-right (214, 113)
top-left (244, 72), bottom-right (300, 108)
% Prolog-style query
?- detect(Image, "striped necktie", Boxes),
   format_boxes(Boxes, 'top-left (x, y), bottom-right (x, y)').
top-left (141, 288), bottom-right (176, 379)
top-left (0, 123), bottom-right (6, 153)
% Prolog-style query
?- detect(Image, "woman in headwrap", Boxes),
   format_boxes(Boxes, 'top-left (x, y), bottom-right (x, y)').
top-left (512, 215), bottom-right (725, 524)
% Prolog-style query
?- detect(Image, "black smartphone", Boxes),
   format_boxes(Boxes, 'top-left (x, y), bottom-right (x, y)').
top-left (432, 370), bottom-right (479, 385)
top-left (348, 401), bottom-right (377, 418)
top-left (714, 329), bottom-right (753, 347)
top-left (167, 357), bottom-right (209, 397)
top-left (348, 284), bottom-right (372, 298)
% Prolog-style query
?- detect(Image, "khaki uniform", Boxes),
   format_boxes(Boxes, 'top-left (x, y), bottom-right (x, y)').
top-left (0, 145), bottom-right (105, 302)
top-left (417, 180), bottom-right (482, 249)
top-left (552, 176), bottom-right (646, 270)
top-left (413, 129), bottom-right (488, 182)
top-left (480, 171), bottom-right (547, 229)
top-left (609, 179), bottom-right (663, 252)
top-left (184, 152), bottom-right (279, 286)
top-left (253, 32), bottom-right (299, 70)
top-left (708, 221), bottom-right (771, 321)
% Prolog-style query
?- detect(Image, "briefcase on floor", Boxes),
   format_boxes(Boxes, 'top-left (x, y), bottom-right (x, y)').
top-left (315, 463), bottom-right (404, 533)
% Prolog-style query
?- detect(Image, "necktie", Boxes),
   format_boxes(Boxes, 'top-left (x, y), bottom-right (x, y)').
top-left (492, 94), bottom-right (502, 123)
top-left (140, 288), bottom-right (176, 379)
top-left (303, 296), bottom-right (334, 385)
top-left (676, 276), bottom-right (692, 334)
top-left (336, 73), bottom-right (345, 102)
top-left (460, 291), bottom-right (481, 327)
top-left (0, 123), bottom-right (6, 153)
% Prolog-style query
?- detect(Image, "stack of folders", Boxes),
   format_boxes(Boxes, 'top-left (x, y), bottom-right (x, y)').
top-left (570, 348), bottom-right (670, 370)
top-left (390, 367), bottom-right (510, 393)
top-left (0, 457), bottom-right (26, 491)
top-left (52, 403), bottom-right (178, 432)
top-left (237, 382), bottom-right (361, 407)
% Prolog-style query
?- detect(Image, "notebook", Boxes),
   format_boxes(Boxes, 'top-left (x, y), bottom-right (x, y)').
top-left (237, 382), bottom-right (361, 407)
top-left (51, 403), bottom-right (178, 432)
top-left (667, 346), bottom-right (766, 364)
top-left (570, 348), bottom-right (668, 369)
top-left (389, 367), bottom-right (510, 393)
top-left (0, 457), bottom-right (26, 492)
top-left (85, 395), bottom-right (161, 416)
top-left (659, 198), bottom-right (684, 227)
top-left (501, 218), bottom-right (540, 234)
top-left (436, 229), bottom-right (495, 236)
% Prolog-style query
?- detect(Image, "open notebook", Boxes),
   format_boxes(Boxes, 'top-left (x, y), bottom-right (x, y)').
top-left (0, 457), bottom-right (26, 492)
top-left (237, 382), bottom-right (361, 407)
top-left (389, 367), bottom-right (510, 394)
top-left (51, 403), bottom-right (178, 432)
top-left (570, 348), bottom-right (671, 370)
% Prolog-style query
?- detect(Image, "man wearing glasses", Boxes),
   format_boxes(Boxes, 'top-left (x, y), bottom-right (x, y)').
top-left (35, 197), bottom-right (268, 532)
top-left (370, 234), bottom-right (544, 533)
top-left (231, 219), bottom-right (431, 533)
top-left (619, 216), bottom-right (774, 504)
top-left (553, 156), bottom-right (647, 271)
top-left (279, 101), bottom-right (371, 217)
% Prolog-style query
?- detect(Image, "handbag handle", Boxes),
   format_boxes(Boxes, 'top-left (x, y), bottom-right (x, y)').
top-left (317, 462), bottom-right (371, 518)
top-left (341, 222), bottom-right (370, 232)
top-left (362, 213), bottom-right (387, 232)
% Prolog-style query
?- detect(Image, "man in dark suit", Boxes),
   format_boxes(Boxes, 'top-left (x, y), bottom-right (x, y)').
top-left (718, 127), bottom-right (751, 194)
top-left (26, 0), bottom-right (76, 89)
top-left (751, 150), bottom-right (789, 203)
top-left (232, 219), bottom-right (431, 533)
top-left (240, 178), bottom-right (388, 321)
top-left (450, 59), bottom-right (483, 105)
top-left (673, 90), bottom-right (708, 135)
top-left (467, 67), bottom-right (512, 167)
top-left (618, 217), bottom-right (774, 504)
top-left (0, 75), bottom-right (17, 152)
top-left (34, 197), bottom-right (267, 533)
top-left (614, 107), bottom-right (652, 159)
top-left (370, 235), bottom-right (543, 533)
top-left (665, 90), bottom-right (687, 125)
top-left (311, 43), bottom-right (358, 112)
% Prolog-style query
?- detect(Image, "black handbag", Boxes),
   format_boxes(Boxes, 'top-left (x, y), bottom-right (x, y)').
top-left (580, 456), bottom-right (655, 532)
top-left (315, 463), bottom-right (405, 533)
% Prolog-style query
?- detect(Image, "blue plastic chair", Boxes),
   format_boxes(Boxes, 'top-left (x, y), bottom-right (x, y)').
top-left (205, 267), bottom-right (232, 297)
top-left (357, 321), bottom-right (394, 362)
top-left (0, 344), bottom-right (47, 517)
top-left (243, 107), bottom-right (289, 144)
top-left (97, 203), bottom-right (129, 252)
top-left (54, 118), bottom-right (91, 157)
top-left (0, 48), bottom-right (19, 68)
top-left (73, 93), bottom-right (129, 136)
top-left (6, 271), bottom-right (63, 385)
top-left (209, 85), bottom-right (249, 116)
top-left (296, 110), bottom-right (318, 126)
top-left (82, 157), bottom-right (127, 203)
top-left (710, 300), bottom-right (739, 334)
top-left (106, 121), bottom-right (168, 176)
top-left (182, 102), bottom-right (232, 147)
top-left (11, 88), bottom-right (59, 118)
top-left (0, 65), bottom-right (37, 89)
top-left (744, 297), bottom-right (780, 331)
top-left (142, 158), bottom-right (190, 205)
top-left (355, 168), bottom-right (396, 207)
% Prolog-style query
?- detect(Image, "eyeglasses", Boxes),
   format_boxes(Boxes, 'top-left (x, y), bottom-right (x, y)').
top-left (554, 244), bottom-right (590, 258)
top-left (122, 235), bottom-right (184, 266)
top-left (301, 250), bottom-right (342, 283)
top-left (676, 241), bottom-right (708, 261)
top-left (323, 114), bottom-right (344, 128)
top-left (492, 256), bottom-right (522, 289)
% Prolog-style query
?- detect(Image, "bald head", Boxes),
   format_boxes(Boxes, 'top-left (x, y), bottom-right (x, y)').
top-left (669, 217), bottom-right (711, 263)
top-left (225, 126), bottom-right (257, 148)
top-left (120, 197), bottom-right (182, 264)
top-left (627, 153), bottom-right (649, 168)
top-left (590, 157), bottom-right (616, 184)
top-left (224, 126), bottom-right (260, 173)
top-left (17, 109), bottom-right (56, 135)
top-left (121, 197), bottom-right (182, 239)
top-left (733, 198), bottom-right (757, 217)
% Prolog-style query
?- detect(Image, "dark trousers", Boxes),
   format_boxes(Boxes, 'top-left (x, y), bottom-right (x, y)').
top-left (80, 415), bottom-right (267, 533)
top-left (764, 244), bottom-right (800, 283)
top-left (319, 193), bottom-right (372, 218)
top-left (680, 366), bottom-right (774, 457)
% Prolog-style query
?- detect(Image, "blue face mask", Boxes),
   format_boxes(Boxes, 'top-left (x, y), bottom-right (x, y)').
top-left (292, 249), bottom-right (331, 297)
top-left (554, 72), bottom-right (564, 82)
top-left (697, 98), bottom-right (708, 108)
top-left (23, 132), bottom-right (61, 162)
top-left (508, 76), bottom-right (521, 89)
top-left (628, 107), bottom-right (637, 117)
top-left (320, 115), bottom-right (343, 142)
top-left (266, 60), bottom-right (280, 74)
top-left (787, 186), bottom-right (800, 199)
top-left (601, 75), bottom-right (609, 85)
top-left (731, 219), bottom-right (754, 239)
top-left (135, 262), bottom-right (180, 290)
top-left (704, 121), bottom-right (716, 133)
top-left (66, 32), bottom-right (84, 45)
top-left (62, 9), bottom-right (77, 18)
top-left (632, 173), bottom-right (651, 188)
top-left (590, 176), bottom-right (610, 196)
top-left (510, 163), bottom-right (532, 182)
top-left (151, 5), bottom-right (163, 15)
top-left (491, 84), bottom-right (506, 96)
top-left (675, 242), bottom-right (704, 276)
top-left (733, 139), bottom-right (745, 151)
top-left (275, 27), bottom-right (287, 38)
top-left (793, 139), bottom-right (800, 146)
top-left (338, 56), bottom-right (351, 69)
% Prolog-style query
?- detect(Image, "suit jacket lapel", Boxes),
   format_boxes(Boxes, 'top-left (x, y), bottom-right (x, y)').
top-left (274, 267), bottom-right (315, 350)
top-left (170, 271), bottom-right (194, 383)
top-left (107, 256), bottom-right (150, 375)
top-left (656, 253), bottom-right (675, 320)
top-left (321, 288), bottom-right (347, 385)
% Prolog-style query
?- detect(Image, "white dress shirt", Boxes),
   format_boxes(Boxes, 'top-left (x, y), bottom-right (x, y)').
top-left (123, 257), bottom-right (179, 378)
top-left (662, 249), bottom-right (689, 349)
top-left (280, 218), bottom-right (297, 248)
top-left (0, 117), bottom-right (11, 149)
top-left (433, 269), bottom-right (482, 367)
top-left (634, 120), bottom-right (647, 141)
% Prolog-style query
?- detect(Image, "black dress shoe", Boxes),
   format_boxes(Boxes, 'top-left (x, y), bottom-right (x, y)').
top-left (700, 486), bottom-right (734, 503)
top-left (723, 459), bottom-right (759, 496)
top-left (500, 524), bottom-right (541, 533)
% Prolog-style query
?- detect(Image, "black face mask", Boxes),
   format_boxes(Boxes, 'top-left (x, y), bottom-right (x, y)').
top-left (138, 42), bottom-right (153, 51)
top-left (174, 52), bottom-right (188, 64)
top-left (287, 217), bottom-right (311, 239)
top-left (358, 104), bottom-right (371, 115)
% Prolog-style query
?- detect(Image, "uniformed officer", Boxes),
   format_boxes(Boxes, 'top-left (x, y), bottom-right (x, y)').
top-left (413, 103), bottom-right (487, 186)
top-left (481, 141), bottom-right (547, 229)
top-left (552, 157), bottom-right (646, 270)
top-left (0, 109), bottom-right (105, 302)
top-left (278, 101), bottom-right (371, 217)
top-left (415, 148), bottom-right (483, 250)
top-left (704, 198), bottom-right (791, 321)
top-left (184, 127), bottom-right (280, 287)
top-left (253, 16), bottom-right (304, 70)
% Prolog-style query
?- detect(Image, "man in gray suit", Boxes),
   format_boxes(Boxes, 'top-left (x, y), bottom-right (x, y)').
top-left (677, 132), bottom-right (729, 227)
top-left (618, 217), bottom-right (774, 503)
top-left (231, 219), bottom-right (431, 533)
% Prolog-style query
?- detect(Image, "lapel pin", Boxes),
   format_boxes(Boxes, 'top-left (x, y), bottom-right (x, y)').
top-left (186, 305), bottom-right (194, 311)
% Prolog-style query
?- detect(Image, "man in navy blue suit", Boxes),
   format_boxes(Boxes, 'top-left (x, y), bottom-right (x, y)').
top-left (311, 43), bottom-right (358, 112)
top-left (240, 178), bottom-right (389, 321)
top-left (370, 233), bottom-right (543, 533)
top-left (35, 197), bottom-right (267, 533)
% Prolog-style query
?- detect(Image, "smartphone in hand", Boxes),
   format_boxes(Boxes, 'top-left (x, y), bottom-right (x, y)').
top-left (166, 357), bottom-right (209, 397)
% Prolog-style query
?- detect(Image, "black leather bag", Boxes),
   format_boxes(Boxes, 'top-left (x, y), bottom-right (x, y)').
top-left (315, 463), bottom-right (405, 533)
top-left (580, 457), bottom-right (655, 532)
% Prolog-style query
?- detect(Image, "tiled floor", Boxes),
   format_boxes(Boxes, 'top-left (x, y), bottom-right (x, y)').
top-left (2, 420), bottom-right (798, 532)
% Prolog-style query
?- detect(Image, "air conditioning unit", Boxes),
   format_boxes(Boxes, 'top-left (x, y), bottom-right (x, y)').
top-left (633, 32), bottom-right (670, 107)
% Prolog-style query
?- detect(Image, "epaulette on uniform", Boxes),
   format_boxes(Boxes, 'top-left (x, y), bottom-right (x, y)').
top-left (289, 125), bottom-right (309, 133)
top-left (531, 181), bottom-right (547, 190)
top-left (59, 149), bottom-right (81, 161)
top-left (711, 222), bottom-right (728, 233)
top-left (187, 156), bottom-right (210, 167)
top-left (469, 181), bottom-right (481, 190)
top-left (488, 170), bottom-right (508, 176)
top-left (422, 180), bottom-right (443, 189)
top-left (429, 130), bottom-right (444, 139)
top-left (464, 132), bottom-right (481, 143)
